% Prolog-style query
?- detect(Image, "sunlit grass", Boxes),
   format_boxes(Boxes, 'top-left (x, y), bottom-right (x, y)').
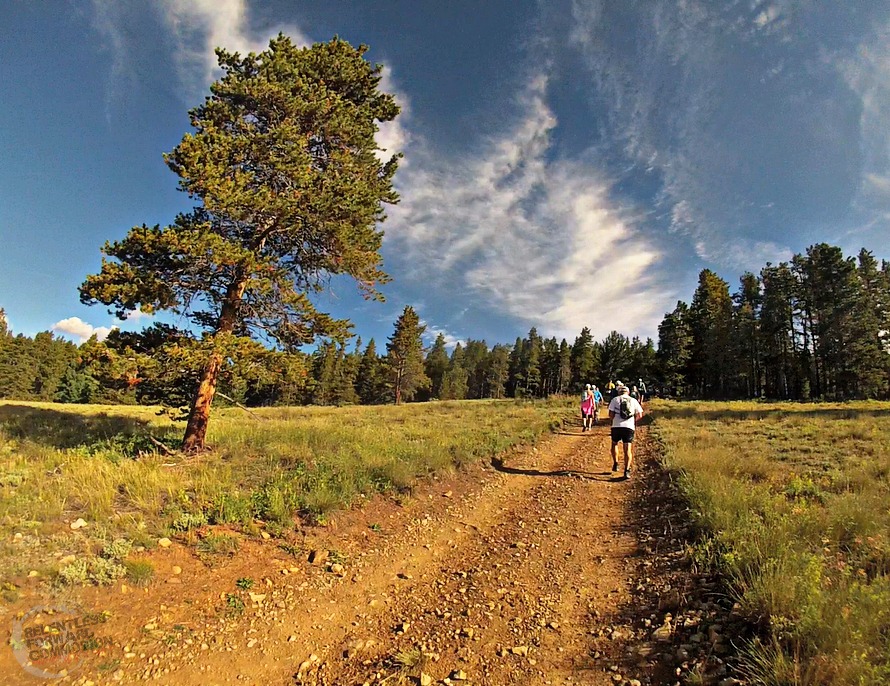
top-left (651, 399), bottom-right (890, 685)
top-left (0, 397), bottom-right (571, 582)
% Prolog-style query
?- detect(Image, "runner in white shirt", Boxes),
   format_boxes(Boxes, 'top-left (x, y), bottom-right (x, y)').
top-left (607, 384), bottom-right (644, 479)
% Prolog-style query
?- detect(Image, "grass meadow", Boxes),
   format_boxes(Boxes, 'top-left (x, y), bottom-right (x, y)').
top-left (650, 399), bottom-right (890, 685)
top-left (0, 398), bottom-right (572, 587)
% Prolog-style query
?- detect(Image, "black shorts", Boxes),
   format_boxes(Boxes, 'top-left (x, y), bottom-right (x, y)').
top-left (611, 427), bottom-right (635, 443)
top-left (582, 411), bottom-right (593, 419)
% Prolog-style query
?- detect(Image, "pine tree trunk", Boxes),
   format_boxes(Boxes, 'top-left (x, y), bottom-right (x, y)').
top-left (181, 277), bottom-right (246, 453)
top-left (182, 351), bottom-right (223, 453)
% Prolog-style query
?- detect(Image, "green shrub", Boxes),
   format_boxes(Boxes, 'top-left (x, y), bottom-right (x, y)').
top-left (58, 556), bottom-right (127, 586)
top-left (124, 559), bottom-right (154, 586)
top-left (169, 511), bottom-right (208, 533)
top-left (100, 538), bottom-right (133, 560)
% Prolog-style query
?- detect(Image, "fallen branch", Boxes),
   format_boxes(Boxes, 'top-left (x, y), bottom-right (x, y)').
top-left (215, 392), bottom-right (267, 421)
top-left (148, 435), bottom-right (176, 456)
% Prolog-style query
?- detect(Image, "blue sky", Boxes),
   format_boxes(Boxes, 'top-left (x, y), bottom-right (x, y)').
top-left (2, 1), bottom-right (889, 350)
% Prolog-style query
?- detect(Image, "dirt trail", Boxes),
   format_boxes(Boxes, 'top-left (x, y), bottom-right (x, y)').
top-left (5, 419), bottom-right (735, 686)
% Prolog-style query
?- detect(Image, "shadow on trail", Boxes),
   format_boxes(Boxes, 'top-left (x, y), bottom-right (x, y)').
top-left (490, 456), bottom-right (624, 482)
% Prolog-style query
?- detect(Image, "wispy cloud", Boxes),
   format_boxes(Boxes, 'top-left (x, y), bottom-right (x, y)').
top-left (565, 1), bottom-right (865, 271)
top-left (840, 17), bottom-right (890, 247)
top-left (386, 74), bottom-right (672, 341)
top-left (91, 0), bottom-right (408, 158)
top-left (421, 321), bottom-right (464, 350)
top-left (53, 317), bottom-right (115, 343)
top-left (156, 0), bottom-right (310, 98)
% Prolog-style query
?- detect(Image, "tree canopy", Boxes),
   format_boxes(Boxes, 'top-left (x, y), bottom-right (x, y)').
top-left (80, 35), bottom-right (402, 451)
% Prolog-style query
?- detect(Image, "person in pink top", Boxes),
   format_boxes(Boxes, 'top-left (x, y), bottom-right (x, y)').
top-left (580, 384), bottom-right (596, 432)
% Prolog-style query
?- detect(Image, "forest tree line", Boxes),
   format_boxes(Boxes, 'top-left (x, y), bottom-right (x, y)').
top-left (2, 242), bottom-right (888, 408)
top-left (658, 244), bottom-right (890, 400)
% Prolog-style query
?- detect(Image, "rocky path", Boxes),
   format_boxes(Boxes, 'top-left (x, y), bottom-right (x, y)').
top-left (5, 419), bottom-right (744, 686)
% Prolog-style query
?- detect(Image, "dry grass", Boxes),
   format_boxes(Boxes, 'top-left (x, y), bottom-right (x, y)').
top-left (0, 398), bottom-right (571, 584)
top-left (650, 399), bottom-right (890, 685)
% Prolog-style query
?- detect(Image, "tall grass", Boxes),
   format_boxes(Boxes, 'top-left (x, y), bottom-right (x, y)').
top-left (651, 399), bottom-right (890, 685)
top-left (0, 398), bottom-right (570, 578)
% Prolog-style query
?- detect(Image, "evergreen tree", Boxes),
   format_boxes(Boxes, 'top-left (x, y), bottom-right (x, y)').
top-left (688, 270), bottom-right (733, 397)
top-left (854, 249), bottom-right (890, 397)
top-left (732, 273), bottom-right (763, 398)
top-left (55, 366), bottom-right (98, 404)
top-left (507, 337), bottom-right (524, 397)
top-left (656, 301), bottom-right (692, 396)
top-left (424, 333), bottom-right (450, 399)
top-left (571, 327), bottom-right (596, 388)
top-left (557, 339), bottom-right (572, 394)
top-left (441, 343), bottom-right (469, 400)
top-left (385, 306), bottom-right (429, 404)
top-left (540, 337), bottom-right (560, 396)
top-left (463, 339), bottom-right (490, 399)
top-left (598, 331), bottom-right (631, 383)
top-left (486, 344), bottom-right (510, 399)
top-left (310, 342), bottom-right (339, 405)
top-left (80, 36), bottom-right (401, 452)
top-left (332, 342), bottom-right (360, 406)
top-left (356, 339), bottom-right (387, 404)
top-left (522, 328), bottom-right (542, 397)
top-left (31, 332), bottom-right (77, 401)
top-left (759, 263), bottom-right (798, 398)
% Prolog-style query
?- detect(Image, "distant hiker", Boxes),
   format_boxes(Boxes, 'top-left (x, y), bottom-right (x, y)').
top-left (638, 378), bottom-right (647, 402)
top-left (630, 385), bottom-right (640, 401)
top-left (581, 384), bottom-right (596, 431)
top-left (608, 384), bottom-right (644, 479)
top-left (610, 380), bottom-right (623, 401)
top-left (592, 385), bottom-right (604, 423)
top-left (607, 379), bottom-right (615, 393)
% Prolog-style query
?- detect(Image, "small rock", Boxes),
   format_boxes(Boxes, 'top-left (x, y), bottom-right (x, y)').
top-left (451, 669), bottom-right (468, 681)
top-left (288, 635), bottom-right (297, 642)
top-left (248, 593), bottom-right (266, 603)
top-left (70, 518), bottom-right (88, 530)
top-left (13, 533), bottom-right (22, 540)
top-left (330, 563), bottom-right (346, 576)
top-left (247, 638), bottom-right (257, 648)
top-left (611, 674), bottom-right (623, 683)
top-left (261, 532), bottom-right (271, 540)
top-left (157, 538), bottom-right (172, 548)
top-left (27, 570), bottom-right (39, 578)
top-left (652, 622), bottom-right (673, 641)
top-left (658, 590), bottom-right (681, 612)
top-left (420, 673), bottom-right (433, 686)
top-left (511, 646), bottom-right (529, 656)
top-left (308, 550), bottom-right (328, 565)
top-left (172, 566), bottom-right (182, 575)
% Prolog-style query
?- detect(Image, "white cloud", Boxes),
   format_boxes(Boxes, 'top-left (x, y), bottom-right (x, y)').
top-left (421, 322), bottom-right (464, 350)
top-left (52, 317), bottom-right (115, 343)
top-left (119, 309), bottom-right (153, 323)
top-left (93, 1), bottom-right (407, 161)
top-left (156, 0), bottom-right (310, 97)
top-left (387, 75), bottom-right (672, 342)
top-left (841, 19), bottom-right (890, 244)
top-left (376, 65), bottom-right (412, 162)
top-left (569, 0), bottom-right (796, 272)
